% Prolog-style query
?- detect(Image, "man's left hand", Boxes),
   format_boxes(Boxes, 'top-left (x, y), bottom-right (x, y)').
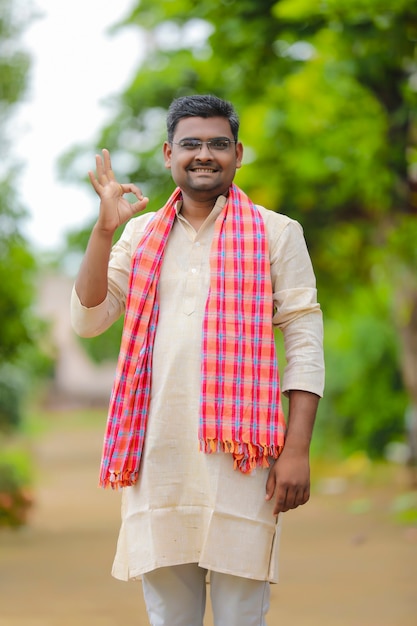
top-left (265, 448), bottom-right (310, 515)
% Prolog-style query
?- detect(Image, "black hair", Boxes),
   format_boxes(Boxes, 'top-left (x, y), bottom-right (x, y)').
top-left (166, 94), bottom-right (239, 142)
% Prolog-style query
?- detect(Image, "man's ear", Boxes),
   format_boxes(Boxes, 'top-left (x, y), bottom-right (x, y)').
top-left (163, 141), bottom-right (172, 169)
top-left (235, 142), bottom-right (243, 169)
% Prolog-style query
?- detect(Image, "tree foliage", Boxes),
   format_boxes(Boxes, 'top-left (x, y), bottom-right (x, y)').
top-left (0, 0), bottom-right (47, 431)
top-left (63, 0), bottom-right (417, 457)
top-left (0, 0), bottom-right (43, 528)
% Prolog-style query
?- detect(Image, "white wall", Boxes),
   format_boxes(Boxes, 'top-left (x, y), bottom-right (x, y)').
top-left (37, 273), bottom-right (117, 404)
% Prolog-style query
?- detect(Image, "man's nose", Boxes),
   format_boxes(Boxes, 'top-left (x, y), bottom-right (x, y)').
top-left (197, 142), bottom-right (212, 158)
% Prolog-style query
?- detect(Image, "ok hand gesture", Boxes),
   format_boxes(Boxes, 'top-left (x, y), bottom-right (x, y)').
top-left (88, 148), bottom-right (149, 234)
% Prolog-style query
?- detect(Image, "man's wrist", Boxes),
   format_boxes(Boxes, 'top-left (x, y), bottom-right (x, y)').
top-left (282, 438), bottom-right (311, 455)
top-left (91, 222), bottom-right (118, 244)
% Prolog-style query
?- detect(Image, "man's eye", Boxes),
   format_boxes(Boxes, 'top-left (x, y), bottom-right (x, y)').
top-left (211, 140), bottom-right (230, 150)
top-left (180, 140), bottom-right (201, 149)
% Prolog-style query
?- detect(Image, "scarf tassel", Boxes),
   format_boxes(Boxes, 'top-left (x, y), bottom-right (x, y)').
top-left (101, 469), bottom-right (139, 490)
top-left (199, 439), bottom-right (284, 473)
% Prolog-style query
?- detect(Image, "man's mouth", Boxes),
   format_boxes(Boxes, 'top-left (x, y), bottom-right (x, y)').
top-left (189, 167), bottom-right (218, 173)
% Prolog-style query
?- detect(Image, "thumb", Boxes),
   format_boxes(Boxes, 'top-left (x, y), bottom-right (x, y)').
top-left (265, 469), bottom-right (276, 502)
top-left (130, 196), bottom-right (150, 215)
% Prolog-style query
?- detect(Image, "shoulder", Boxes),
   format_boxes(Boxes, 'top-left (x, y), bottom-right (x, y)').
top-left (118, 211), bottom-right (157, 252)
top-left (254, 204), bottom-right (303, 241)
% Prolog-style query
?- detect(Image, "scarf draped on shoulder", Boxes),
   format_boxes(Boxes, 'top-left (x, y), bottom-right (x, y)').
top-left (99, 183), bottom-right (286, 489)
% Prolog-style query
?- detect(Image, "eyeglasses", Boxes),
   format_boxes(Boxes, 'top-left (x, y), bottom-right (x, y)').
top-left (171, 137), bottom-right (237, 152)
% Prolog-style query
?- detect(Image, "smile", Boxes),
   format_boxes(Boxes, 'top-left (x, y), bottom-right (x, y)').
top-left (190, 168), bottom-right (217, 173)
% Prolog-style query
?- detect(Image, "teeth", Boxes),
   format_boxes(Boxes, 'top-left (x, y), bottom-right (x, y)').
top-left (193, 168), bottom-right (214, 173)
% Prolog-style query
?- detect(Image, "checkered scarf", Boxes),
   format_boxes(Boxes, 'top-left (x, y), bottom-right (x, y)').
top-left (99, 184), bottom-right (286, 489)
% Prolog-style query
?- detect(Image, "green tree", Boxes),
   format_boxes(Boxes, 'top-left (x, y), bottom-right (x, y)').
top-left (0, 0), bottom-right (47, 527)
top-left (0, 0), bottom-right (45, 430)
top-left (62, 0), bottom-right (417, 460)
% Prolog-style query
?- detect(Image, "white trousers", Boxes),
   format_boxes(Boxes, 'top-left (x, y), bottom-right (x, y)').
top-left (142, 563), bottom-right (270, 626)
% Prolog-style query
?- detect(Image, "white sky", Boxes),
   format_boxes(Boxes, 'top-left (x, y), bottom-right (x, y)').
top-left (15, 0), bottom-right (143, 252)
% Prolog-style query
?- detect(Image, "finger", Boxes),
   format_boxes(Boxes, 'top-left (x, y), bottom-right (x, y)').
top-left (95, 153), bottom-right (105, 180)
top-left (283, 485), bottom-right (309, 511)
top-left (121, 183), bottom-right (145, 200)
top-left (273, 487), bottom-right (289, 515)
top-left (102, 148), bottom-right (116, 180)
top-left (130, 196), bottom-right (150, 214)
top-left (285, 486), bottom-right (300, 510)
top-left (265, 471), bottom-right (276, 503)
top-left (88, 170), bottom-right (101, 195)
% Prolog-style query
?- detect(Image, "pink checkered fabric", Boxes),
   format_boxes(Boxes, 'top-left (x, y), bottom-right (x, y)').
top-left (99, 184), bottom-right (285, 489)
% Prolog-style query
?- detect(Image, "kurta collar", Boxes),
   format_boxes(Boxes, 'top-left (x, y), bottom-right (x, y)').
top-left (175, 194), bottom-right (228, 227)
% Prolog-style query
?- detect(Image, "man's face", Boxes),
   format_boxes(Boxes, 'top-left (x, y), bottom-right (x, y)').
top-left (163, 116), bottom-right (243, 201)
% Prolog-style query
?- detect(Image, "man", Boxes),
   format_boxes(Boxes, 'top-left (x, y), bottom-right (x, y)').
top-left (71, 94), bottom-right (324, 626)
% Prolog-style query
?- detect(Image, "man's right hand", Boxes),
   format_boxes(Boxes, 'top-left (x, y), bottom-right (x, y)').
top-left (88, 148), bottom-right (149, 234)
top-left (75, 149), bottom-right (149, 309)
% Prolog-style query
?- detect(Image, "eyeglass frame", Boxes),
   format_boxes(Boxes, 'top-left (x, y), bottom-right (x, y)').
top-left (170, 137), bottom-right (237, 152)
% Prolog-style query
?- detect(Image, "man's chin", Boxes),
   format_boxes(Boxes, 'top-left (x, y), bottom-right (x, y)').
top-left (189, 181), bottom-right (221, 193)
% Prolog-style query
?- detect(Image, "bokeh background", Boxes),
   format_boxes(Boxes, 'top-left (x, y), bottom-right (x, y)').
top-left (1, 0), bottom-right (416, 624)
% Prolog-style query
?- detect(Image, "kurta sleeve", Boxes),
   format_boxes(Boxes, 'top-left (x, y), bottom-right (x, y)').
top-left (267, 215), bottom-right (324, 397)
top-left (70, 213), bottom-right (155, 338)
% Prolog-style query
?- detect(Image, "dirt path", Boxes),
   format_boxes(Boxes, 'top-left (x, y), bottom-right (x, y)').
top-left (0, 415), bottom-right (416, 625)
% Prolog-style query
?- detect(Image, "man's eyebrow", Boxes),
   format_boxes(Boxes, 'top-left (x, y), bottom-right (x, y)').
top-left (177, 136), bottom-right (232, 141)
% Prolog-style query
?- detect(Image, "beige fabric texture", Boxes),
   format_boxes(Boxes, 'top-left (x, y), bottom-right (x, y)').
top-left (71, 197), bottom-right (324, 582)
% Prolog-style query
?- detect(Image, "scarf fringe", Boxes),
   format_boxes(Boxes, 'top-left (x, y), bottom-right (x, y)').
top-left (101, 438), bottom-right (285, 488)
top-left (100, 469), bottom-right (139, 490)
top-left (199, 439), bottom-right (284, 474)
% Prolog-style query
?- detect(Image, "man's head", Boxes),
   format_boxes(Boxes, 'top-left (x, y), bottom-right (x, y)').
top-left (164, 94), bottom-right (243, 203)
top-left (166, 94), bottom-right (239, 143)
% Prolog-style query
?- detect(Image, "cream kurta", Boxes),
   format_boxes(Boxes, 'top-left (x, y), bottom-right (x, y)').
top-left (71, 196), bottom-right (324, 583)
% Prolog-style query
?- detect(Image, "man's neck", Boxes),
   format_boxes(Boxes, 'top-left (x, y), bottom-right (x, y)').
top-left (180, 196), bottom-right (221, 230)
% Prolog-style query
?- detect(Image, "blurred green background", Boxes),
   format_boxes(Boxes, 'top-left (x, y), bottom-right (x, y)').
top-left (1, 0), bottom-right (417, 528)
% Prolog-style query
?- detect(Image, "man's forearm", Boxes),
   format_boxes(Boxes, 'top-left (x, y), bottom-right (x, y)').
top-left (75, 224), bottom-right (114, 308)
top-left (285, 389), bottom-right (320, 453)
